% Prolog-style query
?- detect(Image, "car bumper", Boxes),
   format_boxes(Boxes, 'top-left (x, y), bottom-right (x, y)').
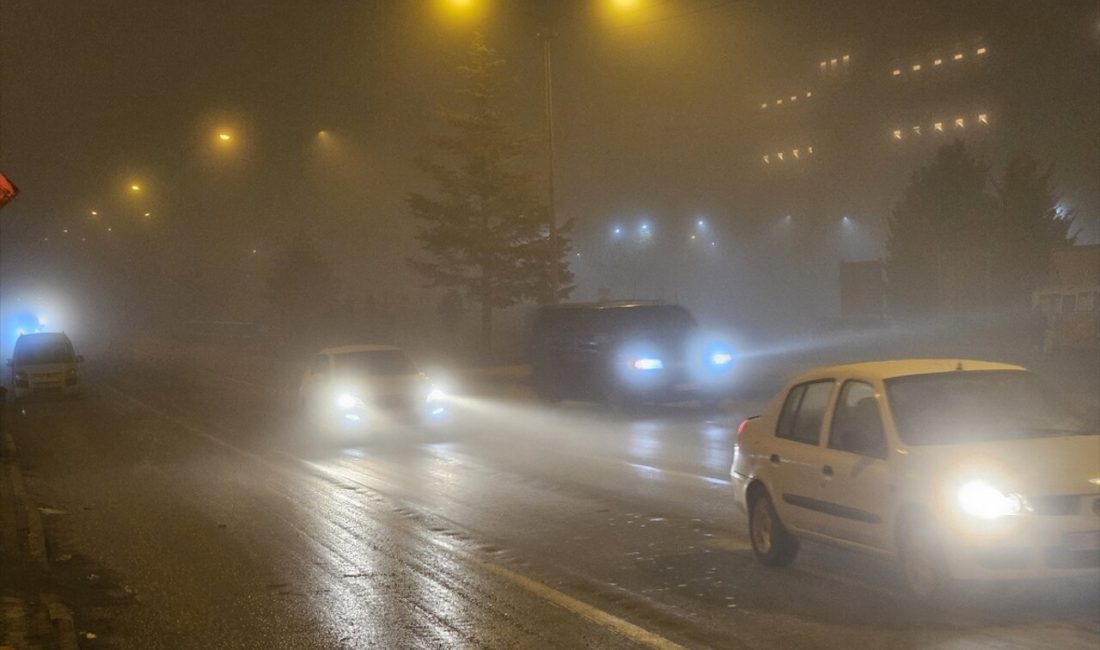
top-left (14, 382), bottom-right (80, 400)
top-left (946, 515), bottom-right (1100, 580)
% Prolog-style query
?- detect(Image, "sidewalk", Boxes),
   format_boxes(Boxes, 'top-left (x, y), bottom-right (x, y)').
top-left (1, 398), bottom-right (79, 650)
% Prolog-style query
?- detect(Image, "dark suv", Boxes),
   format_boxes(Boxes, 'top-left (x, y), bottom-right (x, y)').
top-left (530, 301), bottom-right (735, 407)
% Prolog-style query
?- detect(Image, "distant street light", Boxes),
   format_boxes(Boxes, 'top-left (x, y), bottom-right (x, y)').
top-left (129, 183), bottom-right (142, 193)
top-left (218, 132), bottom-right (232, 142)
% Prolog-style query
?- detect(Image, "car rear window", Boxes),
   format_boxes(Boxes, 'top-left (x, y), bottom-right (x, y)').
top-left (777, 380), bottom-right (834, 444)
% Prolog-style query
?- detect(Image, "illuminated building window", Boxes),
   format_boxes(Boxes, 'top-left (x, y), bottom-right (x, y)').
top-left (976, 47), bottom-right (987, 55)
top-left (912, 64), bottom-right (922, 71)
top-left (933, 58), bottom-right (943, 66)
top-left (934, 122), bottom-right (944, 132)
top-left (820, 61), bottom-right (827, 70)
top-left (763, 155), bottom-right (770, 164)
top-left (790, 95), bottom-right (797, 102)
top-left (792, 149), bottom-right (800, 159)
top-left (978, 113), bottom-right (988, 124)
top-left (807, 146), bottom-right (813, 154)
top-left (892, 68), bottom-right (902, 76)
top-left (776, 98), bottom-right (783, 105)
top-left (777, 152), bottom-right (784, 161)
top-left (805, 91), bottom-right (812, 98)
top-left (893, 129), bottom-right (903, 140)
top-left (912, 125), bottom-right (921, 135)
top-left (842, 54), bottom-right (850, 62)
top-left (955, 117), bottom-right (965, 128)
top-left (953, 53), bottom-right (964, 60)
top-left (830, 58), bottom-right (838, 65)
top-left (761, 103), bottom-right (768, 109)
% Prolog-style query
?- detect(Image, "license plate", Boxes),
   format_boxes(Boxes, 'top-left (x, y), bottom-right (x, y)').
top-left (1065, 531), bottom-right (1100, 551)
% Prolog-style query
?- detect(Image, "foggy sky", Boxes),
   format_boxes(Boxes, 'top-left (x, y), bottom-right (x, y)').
top-left (2, 0), bottom-right (1098, 332)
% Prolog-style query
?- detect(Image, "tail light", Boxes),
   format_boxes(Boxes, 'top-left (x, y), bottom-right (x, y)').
top-left (737, 419), bottom-right (749, 437)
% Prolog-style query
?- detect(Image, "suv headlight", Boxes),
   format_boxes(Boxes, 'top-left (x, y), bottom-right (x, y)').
top-left (957, 480), bottom-right (1029, 519)
top-left (631, 358), bottom-right (663, 371)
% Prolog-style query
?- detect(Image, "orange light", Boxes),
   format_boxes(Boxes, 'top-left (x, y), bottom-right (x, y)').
top-left (130, 184), bottom-right (141, 192)
top-left (761, 103), bottom-right (768, 109)
top-left (218, 133), bottom-right (231, 141)
top-left (805, 91), bottom-right (812, 98)
top-left (912, 64), bottom-right (921, 71)
top-left (976, 47), bottom-right (987, 55)
top-left (892, 69), bottom-right (901, 76)
top-left (953, 53), bottom-right (964, 60)
top-left (933, 58), bottom-right (943, 66)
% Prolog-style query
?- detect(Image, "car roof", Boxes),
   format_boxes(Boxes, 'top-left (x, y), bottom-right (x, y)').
top-left (317, 344), bottom-right (403, 356)
top-left (537, 300), bottom-right (666, 311)
top-left (16, 332), bottom-right (71, 342)
top-left (793, 359), bottom-right (1026, 382)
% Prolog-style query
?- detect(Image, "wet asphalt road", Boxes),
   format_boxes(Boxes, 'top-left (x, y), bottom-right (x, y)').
top-left (8, 359), bottom-right (1100, 649)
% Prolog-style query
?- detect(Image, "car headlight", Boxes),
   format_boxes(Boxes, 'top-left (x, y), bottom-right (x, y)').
top-left (631, 358), bottom-right (663, 371)
top-left (335, 393), bottom-right (364, 410)
top-left (957, 480), bottom-right (1028, 519)
top-left (426, 387), bottom-right (445, 403)
top-left (709, 351), bottom-right (733, 366)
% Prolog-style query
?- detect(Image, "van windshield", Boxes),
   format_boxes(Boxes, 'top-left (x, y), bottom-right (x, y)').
top-left (14, 335), bottom-right (76, 365)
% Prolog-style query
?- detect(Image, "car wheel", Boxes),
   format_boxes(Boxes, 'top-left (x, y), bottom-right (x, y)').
top-left (749, 491), bottom-right (799, 567)
top-left (898, 512), bottom-right (951, 601)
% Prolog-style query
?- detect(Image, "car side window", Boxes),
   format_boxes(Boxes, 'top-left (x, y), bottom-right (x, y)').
top-left (310, 355), bottom-right (329, 376)
top-left (829, 381), bottom-right (887, 458)
top-left (776, 380), bottom-right (834, 445)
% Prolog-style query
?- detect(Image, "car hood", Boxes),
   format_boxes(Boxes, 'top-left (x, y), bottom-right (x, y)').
top-left (904, 434), bottom-right (1100, 497)
top-left (333, 374), bottom-right (430, 398)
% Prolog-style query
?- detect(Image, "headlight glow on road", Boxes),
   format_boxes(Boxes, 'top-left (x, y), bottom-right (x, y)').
top-left (957, 480), bottom-right (1027, 519)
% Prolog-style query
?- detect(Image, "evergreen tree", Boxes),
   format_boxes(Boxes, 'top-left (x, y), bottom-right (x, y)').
top-left (886, 140), bottom-right (998, 315)
top-left (408, 34), bottom-right (573, 352)
top-left (992, 153), bottom-right (1076, 308)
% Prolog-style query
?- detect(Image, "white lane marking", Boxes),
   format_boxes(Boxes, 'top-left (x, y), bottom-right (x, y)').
top-left (478, 559), bottom-right (687, 650)
top-left (623, 461), bottom-right (732, 487)
top-left (104, 384), bottom-right (690, 649)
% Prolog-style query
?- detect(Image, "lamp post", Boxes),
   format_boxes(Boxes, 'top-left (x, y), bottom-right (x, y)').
top-left (541, 29), bottom-right (560, 303)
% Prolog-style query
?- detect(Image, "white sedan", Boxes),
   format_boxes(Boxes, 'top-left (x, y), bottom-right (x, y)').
top-left (298, 345), bottom-right (448, 436)
top-left (731, 359), bottom-right (1100, 598)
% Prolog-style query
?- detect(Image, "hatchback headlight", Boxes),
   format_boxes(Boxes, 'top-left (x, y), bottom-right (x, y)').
top-left (335, 393), bottom-right (364, 410)
top-left (957, 480), bottom-right (1028, 519)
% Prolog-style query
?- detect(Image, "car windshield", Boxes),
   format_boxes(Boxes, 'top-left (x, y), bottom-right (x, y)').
top-left (886, 370), bottom-right (1092, 445)
top-left (13, 335), bottom-right (75, 365)
top-left (333, 350), bottom-right (417, 377)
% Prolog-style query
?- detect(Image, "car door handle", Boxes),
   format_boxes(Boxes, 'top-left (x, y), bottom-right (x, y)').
top-left (769, 454), bottom-right (781, 465)
top-left (822, 465), bottom-right (834, 477)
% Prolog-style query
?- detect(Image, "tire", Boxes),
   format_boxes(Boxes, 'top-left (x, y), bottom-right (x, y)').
top-left (897, 512), bottom-right (951, 601)
top-left (748, 491), bottom-right (799, 567)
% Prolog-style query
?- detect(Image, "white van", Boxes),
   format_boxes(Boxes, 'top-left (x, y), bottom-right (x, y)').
top-left (7, 332), bottom-right (84, 400)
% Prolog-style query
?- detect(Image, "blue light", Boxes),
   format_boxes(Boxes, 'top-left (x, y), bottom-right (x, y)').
top-left (710, 352), bottom-right (734, 365)
top-left (632, 358), bottom-right (664, 371)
